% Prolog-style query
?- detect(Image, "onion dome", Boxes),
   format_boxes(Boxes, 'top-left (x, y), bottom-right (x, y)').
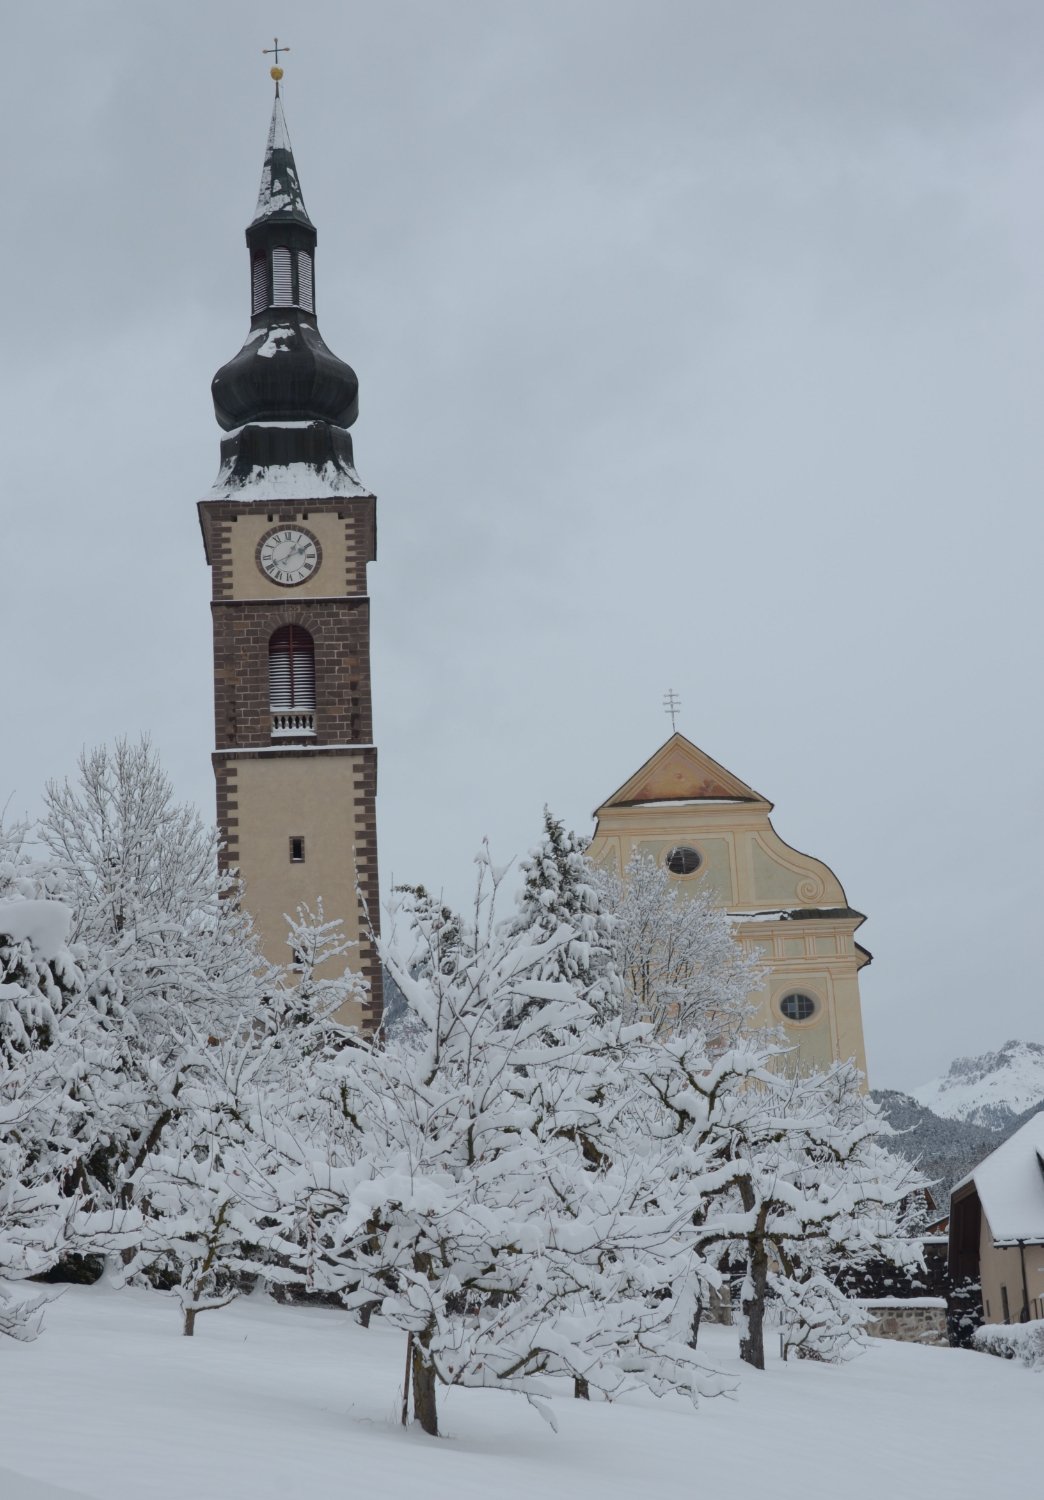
top-left (211, 93), bottom-right (359, 433)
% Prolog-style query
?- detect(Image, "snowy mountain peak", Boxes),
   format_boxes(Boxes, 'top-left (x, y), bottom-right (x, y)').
top-left (911, 1039), bottom-right (1044, 1128)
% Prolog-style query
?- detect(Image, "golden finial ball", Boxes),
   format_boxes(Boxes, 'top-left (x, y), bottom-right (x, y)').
top-left (270, 65), bottom-right (284, 81)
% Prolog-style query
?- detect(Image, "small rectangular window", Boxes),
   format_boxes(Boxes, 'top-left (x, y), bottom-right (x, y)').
top-left (289, 836), bottom-right (305, 864)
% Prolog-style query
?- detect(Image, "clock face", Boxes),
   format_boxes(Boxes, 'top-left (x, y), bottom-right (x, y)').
top-left (258, 527), bottom-right (321, 586)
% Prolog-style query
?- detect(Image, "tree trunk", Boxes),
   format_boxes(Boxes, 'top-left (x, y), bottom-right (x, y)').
top-left (737, 1176), bottom-right (768, 1371)
top-left (689, 1295), bottom-right (703, 1349)
top-left (573, 1376), bottom-right (590, 1400)
top-left (411, 1334), bottom-right (439, 1436)
top-left (401, 1334), bottom-right (413, 1426)
top-left (183, 1306), bottom-right (196, 1338)
top-left (739, 1242), bottom-right (769, 1370)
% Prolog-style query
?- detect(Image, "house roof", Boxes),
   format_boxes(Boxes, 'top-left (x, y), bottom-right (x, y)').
top-left (952, 1109), bottom-right (1044, 1244)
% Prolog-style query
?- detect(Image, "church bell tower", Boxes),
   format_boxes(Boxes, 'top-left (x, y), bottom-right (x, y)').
top-left (198, 79), bottom-right (381, 1031)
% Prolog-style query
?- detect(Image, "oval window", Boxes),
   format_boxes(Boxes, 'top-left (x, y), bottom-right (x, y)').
top-left (665, 846), bottom-right (702, 876)
top-left (780, 992), bottom-right (817, 1023)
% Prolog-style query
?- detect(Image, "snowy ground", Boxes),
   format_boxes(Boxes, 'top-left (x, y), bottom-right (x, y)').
top-left (0, 1284), bottom-right (1036, 1500)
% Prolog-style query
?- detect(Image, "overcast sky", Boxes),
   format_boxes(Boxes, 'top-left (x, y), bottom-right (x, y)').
top-left (3, 2), bottom-right (1041, 1090)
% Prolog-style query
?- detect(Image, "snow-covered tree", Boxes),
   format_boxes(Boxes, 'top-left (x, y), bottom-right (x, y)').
top-left (0, 887), bottom-right (136, 1338)
top-left (40, 738), bottom-right (265, 1039)
top-left (121, 1031), bottom-right (278, 1336)
top-left (377, 885), bottom-right (461, 1046)
top-left (626, 1019), bottom-right (923, 1370)
top-left (5, 750), bottom-right (374, 1339)
top-left (116, 900), bottom-right (366, 1334)
top-left (734, 1061), bottom-right (922, 1368)
top-left (597, 850), bottom-right (762, 1039)
top-left (510, 811), bottom-right (623, 1397)
top-left (268, 853), bottom-right (733, 1435)
top-left (278, 900), bottom-right (366, 1033)
top-left (511, 809), bottom-right (620, 1024)
top-left (37, 738), bottom-right (270, 1219)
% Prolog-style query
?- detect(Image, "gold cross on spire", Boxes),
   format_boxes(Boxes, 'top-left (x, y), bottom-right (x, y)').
top-left (263, 37), bottom-right (290, 92)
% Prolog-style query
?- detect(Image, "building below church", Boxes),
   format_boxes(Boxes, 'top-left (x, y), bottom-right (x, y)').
top-left (587, 734), bottom-right (871, 1080)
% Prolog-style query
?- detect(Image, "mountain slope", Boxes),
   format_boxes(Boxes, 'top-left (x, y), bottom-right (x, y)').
top-left (872, 1089), bottom-right (1011, 1196)
top-left (910, 1040), bottom-right (1044, 1128)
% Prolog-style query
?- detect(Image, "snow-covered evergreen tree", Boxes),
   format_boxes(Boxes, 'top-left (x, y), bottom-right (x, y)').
top-left (511, 809), bottom-right (620, 1023)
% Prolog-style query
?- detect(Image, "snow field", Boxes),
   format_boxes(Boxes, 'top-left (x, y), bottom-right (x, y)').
top-left (0, 1284), bottom-right (1037, 1500)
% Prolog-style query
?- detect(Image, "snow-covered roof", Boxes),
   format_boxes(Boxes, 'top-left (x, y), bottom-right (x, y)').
top-left (954, 1110), bottom-right (1044, 1244)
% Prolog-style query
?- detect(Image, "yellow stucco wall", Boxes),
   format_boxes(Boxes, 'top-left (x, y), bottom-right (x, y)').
top-left (978, 1218), bottom-right (1044, 1324)
top-left (229, 751), bottom-right (373, 1030)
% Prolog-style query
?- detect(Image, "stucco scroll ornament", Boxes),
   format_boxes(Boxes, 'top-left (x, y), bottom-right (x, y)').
top-left (797, 874), bottom-right (825, 902)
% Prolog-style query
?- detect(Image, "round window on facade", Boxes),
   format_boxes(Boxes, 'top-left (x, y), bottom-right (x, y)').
top-left (779, 991), bottom-right (818, 1023)
top-left (664, 846), bottom-right (702, 876)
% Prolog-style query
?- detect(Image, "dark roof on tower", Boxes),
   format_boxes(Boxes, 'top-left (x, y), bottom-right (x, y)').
top-left (251, 95), bottom-right (313, 229)
top-left (210, 89), bottom-right (361, 459)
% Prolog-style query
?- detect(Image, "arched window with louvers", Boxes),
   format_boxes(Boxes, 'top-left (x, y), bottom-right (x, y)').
top-left (269, 625), bottom-right (316, 738)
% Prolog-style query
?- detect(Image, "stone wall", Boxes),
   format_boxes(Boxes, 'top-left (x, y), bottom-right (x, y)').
top-left (862, 1299), bottom-right (948, 1347)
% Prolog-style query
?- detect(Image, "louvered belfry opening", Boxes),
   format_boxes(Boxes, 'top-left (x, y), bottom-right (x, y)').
top-left (269, 625), bottom-right (316, 711)
top-left (251, 251), bottom-right (269, 314)
top-left (297, 250), bottom-right (314, 312)
top-left (250, 246), bottom-right (315, 315)
top-left (271, 246), bottom-right (294, 306)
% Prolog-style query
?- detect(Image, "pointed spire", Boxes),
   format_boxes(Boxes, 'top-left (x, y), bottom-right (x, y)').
top-left (252, 93), bottom-right (313, 228)
top-left (211, 84), bottom-right (361, 454)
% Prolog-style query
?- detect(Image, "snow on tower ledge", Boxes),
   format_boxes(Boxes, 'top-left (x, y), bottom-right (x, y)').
top-left (209, 458), bottom-right (371, 501)
top-left (208, 422), bottom-right (372, 501)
